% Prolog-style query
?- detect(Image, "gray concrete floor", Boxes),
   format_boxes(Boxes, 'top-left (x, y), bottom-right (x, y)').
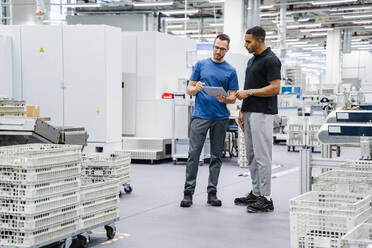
top-left (85, 144), bottom-right (308, 248)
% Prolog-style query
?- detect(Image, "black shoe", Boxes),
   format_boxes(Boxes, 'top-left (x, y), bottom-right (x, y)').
top-left (234, 191), bottom-right (259, 206)
top-left (180, 191), bottom-right (193, 208)
top-left (207, 192), bottom-right (222, 207)
top-left (246, 196), bottom-right (274, 213)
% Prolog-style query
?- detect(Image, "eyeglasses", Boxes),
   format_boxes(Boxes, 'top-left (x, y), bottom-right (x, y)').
top-left (214, 45), bottom-right (227, 52)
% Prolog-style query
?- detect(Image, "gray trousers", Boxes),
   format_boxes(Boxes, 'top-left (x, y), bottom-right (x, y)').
top-left (184, 118), bottom-right (229, 194)
top-left (243, 112), bottom-right (274, 196)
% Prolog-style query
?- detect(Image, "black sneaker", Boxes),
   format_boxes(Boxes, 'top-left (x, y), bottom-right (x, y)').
top-left (246, 196), bottom-right (274, 213)
top-left (234, 191), bottom-right (259, 206)
top-left (180, 191), bottom-right (193, 208)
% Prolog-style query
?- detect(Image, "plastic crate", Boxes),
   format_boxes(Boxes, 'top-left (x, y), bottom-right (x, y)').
top-left (290, 191), bottom-right (372, 248)
top-left (0, 162), bottom-right (81, 183)
top-left (0, 144), bottom-right (82, 167)
top-left (0, 177), bottom-right (80, 199)
top-left (80, 208), bottom-right (119, 230)
top-left (81, 195), bottom-right (119, 216)
top-left (80, 178), bottom-right (120, 202)
top-left (342, 223), bottom-right (372, 248)
top-left (341, 161), bottom-right (372, 172)
top-left (0, 204), bottom-right (79, 230)
top-left (287, 132), bottom-right (305, 146)
top-left (313, 170), bottom-right (372, 194)
top-left (0, 218), bottom-right (79, 247)
top-left (0, 191), bottom-right (79, 214)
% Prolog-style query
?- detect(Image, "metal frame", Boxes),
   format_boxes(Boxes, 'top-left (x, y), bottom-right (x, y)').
top-left (0, 218), bottom-right (119, 248)
top-left (0, 0), bottom-right (12, 25)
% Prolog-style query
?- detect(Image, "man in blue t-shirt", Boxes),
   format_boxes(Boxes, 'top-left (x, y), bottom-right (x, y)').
top-left (180, 34), bottom-right (239, 208)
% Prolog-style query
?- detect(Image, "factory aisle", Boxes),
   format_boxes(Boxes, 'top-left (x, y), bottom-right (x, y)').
top-left (82, 145), bottom-right (302, 248)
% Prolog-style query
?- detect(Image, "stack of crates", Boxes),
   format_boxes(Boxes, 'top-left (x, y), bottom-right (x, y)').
top-left (0, 99), bottom-right (26, 117)
top-left (306, 116), bottom-right (324, 148)
top-left (287, 117), bottom-right (306, 149)
top-left (0, 144), bottom-right (81, 247)
top-left (290, 191), bottom-right (371, 248)
top-left (79, 151), bottom-right (129, 230)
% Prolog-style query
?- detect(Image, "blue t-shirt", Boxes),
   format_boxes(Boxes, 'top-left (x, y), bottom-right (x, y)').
top-left (190, 58), bottom-right (239, 120)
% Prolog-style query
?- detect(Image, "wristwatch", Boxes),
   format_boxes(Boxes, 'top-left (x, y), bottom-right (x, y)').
top-left (248, 89), bottom-right (254, 96)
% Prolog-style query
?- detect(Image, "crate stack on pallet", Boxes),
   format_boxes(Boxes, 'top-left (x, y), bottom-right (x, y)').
top-left (80, 151), bottom-right (130, 232)
top-left (0, 99), bottom-right (25, 117)
top-left (0, 144), bottom-right (81, 247)
top-left (290, 160), bottom-right (372, 248)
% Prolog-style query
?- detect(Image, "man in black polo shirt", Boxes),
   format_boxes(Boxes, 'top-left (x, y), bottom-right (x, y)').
top-left (235, 26), bottom-right (281, 213)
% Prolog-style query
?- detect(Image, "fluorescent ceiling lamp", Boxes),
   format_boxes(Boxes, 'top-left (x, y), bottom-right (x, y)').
top-left (266, 31), bottom-right (275, 35)
top-left (293, 44), bottom-right (321, 47)
top-left (300, 28), bottom-right (333, 32)
top-left (298, 18), bottom-right (310, 22)
top-left (165, 17), bottom-right (189, 22)
top-left (162, 9), bottom-right (198, 15)
top-left (287, 23), bottom-right (321, 29)
top-left (260, 5), bottom-right (274, 9)
top-left (364, 26), bottom-right (372, 29)
top-left (261, 13), bottom-right (279, 17)
top-left (209, 0), bottom-right (225, 3)
top-left (133, 1), bottom-right (173, 7)
top-left (287, 38), bottom-right (300, 42)
top-left (312, 0), bottom-right (357, 5)
top-left (63, 4), bottom-right (100, 8)
top-left (352, 41), bottom-right (370, 45)
top-left (302, 47), bottom-right (323, 50)
top-left (352, 38), bottom-right (361, 42)
top-left (167, 24), bottom-right (183, 29)
top-left (287, 41), bottom-right (309, 45)
top-left (344, 14), bottom-right (372, 19)
top-left (310, 32), bottom-right (328, 36)
top-left (354, 20), bottom-right (372, 24)
top-left (265, 35), bottom-right (278, 39)
top-left (330, 6), bottom-right (372, 11)
top-left (209, 23), bottom-right (224, 27)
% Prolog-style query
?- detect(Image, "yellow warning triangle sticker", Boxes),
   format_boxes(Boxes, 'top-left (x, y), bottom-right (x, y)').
top-left (40, 48), bottom-right (44, 53)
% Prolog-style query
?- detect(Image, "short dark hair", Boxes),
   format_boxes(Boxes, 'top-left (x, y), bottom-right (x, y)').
top-left (214, 33), bottom-right (230, 46)
top-left (246, 26), bottom-right (266, 41)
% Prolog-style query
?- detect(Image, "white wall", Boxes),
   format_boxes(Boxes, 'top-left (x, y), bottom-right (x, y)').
top-left (0, 36), bottom-right (13, 98)
top-left (12, 0), bottom-right (36, 24)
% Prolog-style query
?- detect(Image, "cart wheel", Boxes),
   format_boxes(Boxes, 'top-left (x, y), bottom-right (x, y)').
top-left (77, 235), bottom-right (89, 248)
top-left (124, 185), bottom-right (133, 194)
top-left (173, 159), bottom-right (177, 165)
top-left (287, 146), bottom-right (290, 152)
top-left (105, 225), bottom-right (116, 240)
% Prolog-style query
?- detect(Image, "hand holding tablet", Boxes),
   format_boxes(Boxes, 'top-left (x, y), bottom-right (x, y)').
top-left (203, 86), bottom-right (228, 97)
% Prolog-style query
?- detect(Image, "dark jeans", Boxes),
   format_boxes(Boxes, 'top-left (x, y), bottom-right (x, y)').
top-left (184, 118), bottom-right (229, 194)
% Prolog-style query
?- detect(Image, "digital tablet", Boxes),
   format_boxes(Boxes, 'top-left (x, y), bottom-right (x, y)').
top-left (203, 86), bottom-right (228, 97)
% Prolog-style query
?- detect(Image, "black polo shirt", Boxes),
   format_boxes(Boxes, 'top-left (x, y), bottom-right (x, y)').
top-left (241, 47), bottom-right (281, 115)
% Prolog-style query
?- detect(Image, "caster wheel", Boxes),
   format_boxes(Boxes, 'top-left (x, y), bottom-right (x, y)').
top-left (199, 161), bottom-right (204, 166)
top-left (287, 146), bottom-right (290, 152)
top-left (77, 235), bottom-right (89, 248)
top-left (173, 160), bottom-right (177, 165)
top-left (104, 225), bottom-right (116, 240)
top-left (124, 185), bottom-right (132, 194)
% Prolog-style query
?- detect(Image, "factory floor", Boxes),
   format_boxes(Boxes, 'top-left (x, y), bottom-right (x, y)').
top-left (82, 144), bottom-right (360, 248)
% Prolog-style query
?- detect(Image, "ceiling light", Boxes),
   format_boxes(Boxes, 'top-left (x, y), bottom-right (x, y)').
top-left (293, 44), bottom-right (321, 47)
top-left (330, 6), bottom-right (372, 11)
top-left (364, 26), bottom-right (372, 29)
top-left (162, 9), bottom-right (199, 16)
top-left (209, 0), bottom-right (225, 3)
top-left (311, 0), bottom-right (357, 5)
top-left (310, 32), bottom-right (328, 36)
top-left (209, 23), bottom-right (224, 27)
top-left (133, 1), bottom-right (173, 7)
top-left (352, 41), bottom-right (370, 45)
top-left (343, 14), bottom-right (372, 19)
top-left (300, 28), bottom-right (333, 32)
top-left (260, 13), bottom-right (279, 17)
top-left (287, 38), bottom-right (300, 42)
top-left (287, 41), bottom-right (309, 45)
top-left (63, 4), bottom-right (100, 8)
top-left (354, 20), bottom-right (372, 24)
top-left (190, 34), bottom-right (218, 38)
top-left (167, 25), bottom-right (183, 29)
top-left (165, 17), bottom-right (190, 22)
top-left (260, 5), bottom-right (274, 9)
top-left (352, 38), bottom-right (361, 42)
top-left (287, 23), bottom-right (321, 29)
top-left (298, 18), bottom-right (310, 22)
